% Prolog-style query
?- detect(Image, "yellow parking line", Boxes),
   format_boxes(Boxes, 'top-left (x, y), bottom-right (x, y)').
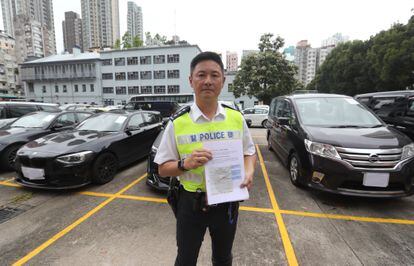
top-left (256, 144), bottom-right (298, 266)
top-left (0, 180), bottom-right (21, 188)
top-left (79, 191), bottom-right (167, 203)
top-left (12, 174), bottom-right (146, 266)
top-left (280, 209), bottom-right (414, 225)
top-left (240, 206), bottom-right (274, 213)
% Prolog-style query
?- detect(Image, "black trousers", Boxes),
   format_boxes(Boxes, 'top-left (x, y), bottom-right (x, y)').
top-left (174, 189), bottom-right (239, 266)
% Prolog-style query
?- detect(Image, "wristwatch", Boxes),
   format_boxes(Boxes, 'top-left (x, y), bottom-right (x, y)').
top-left (178, 158), bottom-right (189, 171)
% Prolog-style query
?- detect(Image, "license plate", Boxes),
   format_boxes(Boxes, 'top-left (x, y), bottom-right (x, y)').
top-left (21, 166), bottom-right (45, 180)
top-left (363, 172), bottom-right (389, 187)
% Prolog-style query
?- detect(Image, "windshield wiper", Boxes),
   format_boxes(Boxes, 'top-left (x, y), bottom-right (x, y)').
top-left (369, 124), bottom-right (383, 128)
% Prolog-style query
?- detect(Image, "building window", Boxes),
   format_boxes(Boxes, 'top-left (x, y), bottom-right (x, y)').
top-left (63, 85), bottom-right (67, 93)
top-left (127, 57), bottom-right (138, 65)
top-left (115, 72), bottom-right (126, 80)
top-left (82, 84), bottom-right (86, 92)
top-left (116, 86), bottom-right (127, 95)
top-left (90, 84), bottom-right (94, 92)
top-left (103, 87), bottom-right (114, 94)
top-left (153, 55), bottom-right (165, 64)
top-left (167, 70), bottom-right (180, 79)
top-left (74, 84), bottom-right (78, 92)
top-left (228, 83), bottom-right (233, 92)
top-left (140, 56), bottom-right (151, 64)
top-left (167, 85), bottom-right (180, 94)
top-left (55, 85), bottom-right (59, 93)
top-left (128, 86), bottom-right (140, 94)
top-left (114, 57), bottom-right (125, 66)
top-left (104, 99), bottom-right (114, 106)
top-left (42, 85), bottom-right (46, 93)
top-left (154, 70), bottom-right (165, 79)
top-left (154, 85), bottom-right (166, 94)
top-left (127, 71), bottom-right (139, 80)
top-left (167, 54), bottom-right (179, 63)
top-left (28, 83), bottom-right (34, 92)
top-left (140, 71), bottom-right (152, 80)
top-left (102, 59), bottom-right (112, 66)
top-left (141, 86), bottom-right (152, 94)
top-left (102, 73), bottom-right (113, 80)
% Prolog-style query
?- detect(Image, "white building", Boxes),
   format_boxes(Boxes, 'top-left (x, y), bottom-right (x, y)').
top-left (322, 33), bottom-right (349, 48)
top-left (127, 1), bottom-right (143, 42)
top-left (19, 45), bottom-right (258, 108)
top-left (82, 0), bottom-right (120, 50)
top-left (100, 45), bottom-right (201, 105)
top-left (20, 48), bottom-right (102, 104)
top-left (226, 51), bottom-right (238, 72)
top-left (0, 31), bottom-right (18, 95)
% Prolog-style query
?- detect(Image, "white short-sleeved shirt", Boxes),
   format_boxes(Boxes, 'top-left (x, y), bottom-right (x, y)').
top-left (154, 103), bottom-right (256, 165)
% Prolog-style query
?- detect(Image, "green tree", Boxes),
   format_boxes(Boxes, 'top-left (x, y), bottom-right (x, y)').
top-left (232, 33), bottom-right (298, 104)
top-left (113, 39), bottom-right (121, 49)
top-left (308, 15), bottom-right (414, 95)
top-left (132, 35), bottom-right (143, 47)
top-left (122, 32), bottom-right (132, 48)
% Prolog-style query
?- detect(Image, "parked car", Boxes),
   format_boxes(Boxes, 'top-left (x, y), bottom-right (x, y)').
top-left (242, 107), bottom-right (269, 127)
top-left (14, 110), bottom-right (162, 189)
top-left (0, 101), bottom-right (59, 128)
top-left (355, 90), bottom-right (414, 140)
top-left (266, 93), bottom-right (414, 198)
top-left (0, 110), bottom-right (92, 170)
top-left (124, 101), bottom-right (180, 118)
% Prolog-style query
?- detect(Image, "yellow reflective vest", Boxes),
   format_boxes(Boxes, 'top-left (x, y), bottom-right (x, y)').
top-left (173, 107), bottom-right (244, 192)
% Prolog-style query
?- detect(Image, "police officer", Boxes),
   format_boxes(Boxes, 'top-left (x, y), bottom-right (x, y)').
top-left (155, 51), bottom-right (257, 266)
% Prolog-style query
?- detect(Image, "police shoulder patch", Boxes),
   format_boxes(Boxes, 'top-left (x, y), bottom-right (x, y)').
top-left (169, 105), bottom-right (191, 121)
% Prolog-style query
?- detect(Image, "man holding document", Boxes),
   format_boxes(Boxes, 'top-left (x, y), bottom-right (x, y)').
top-left (155, 51), bottom-right (257, 266)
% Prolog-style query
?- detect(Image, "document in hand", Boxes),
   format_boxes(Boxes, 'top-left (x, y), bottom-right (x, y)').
top-left (203, 139), bottom-right (249, 205)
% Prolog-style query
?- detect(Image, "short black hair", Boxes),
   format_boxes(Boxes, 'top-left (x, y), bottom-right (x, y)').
top-left (190, 51), bottom-right (224, 74)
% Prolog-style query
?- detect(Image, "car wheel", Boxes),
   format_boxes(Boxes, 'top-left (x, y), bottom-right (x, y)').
top-left (0, 144), bottom-right (21, 170)
top-left (92, 153), bottom-right (118, 184)
top-left (246, 119), bottom-right (252, 128)
top-left (262, 119), bottom-right (268, 128)
top-left (289, 153), bottom-right (303, 187)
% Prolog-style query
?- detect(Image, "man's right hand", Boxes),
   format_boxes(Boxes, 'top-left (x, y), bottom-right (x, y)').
top-left (184, 148), bottom-right (213, 170)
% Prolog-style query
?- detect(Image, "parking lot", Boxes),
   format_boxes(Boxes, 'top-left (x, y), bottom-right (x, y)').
top-left (0, 128), bottom-right (413, 265)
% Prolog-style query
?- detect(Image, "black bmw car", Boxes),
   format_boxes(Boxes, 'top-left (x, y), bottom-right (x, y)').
top-left (146, 129), bottom-right (170, 191)
top-left (0, 110), bottom-right (92, 170)
top-left (14, 110), bottom-right (162, 189)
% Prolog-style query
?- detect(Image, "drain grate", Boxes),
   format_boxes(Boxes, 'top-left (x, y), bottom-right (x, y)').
top-left (0, 207), bottom-right (25, 224)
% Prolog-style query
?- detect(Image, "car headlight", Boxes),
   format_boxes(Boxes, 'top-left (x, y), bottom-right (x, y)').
top-left (304, 139), bottom-right (341, 160)
top-left (56, 151), bottom-right (94, 165)
top-left (401, 143), bottom-right (414, 160)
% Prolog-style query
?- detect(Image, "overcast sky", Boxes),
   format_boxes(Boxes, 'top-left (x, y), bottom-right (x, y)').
top-left (2, 0), bottom-right (414, 58)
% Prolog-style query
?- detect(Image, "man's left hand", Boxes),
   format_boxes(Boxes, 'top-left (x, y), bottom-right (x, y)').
top-left (240, 174), bottom-right (253, 190)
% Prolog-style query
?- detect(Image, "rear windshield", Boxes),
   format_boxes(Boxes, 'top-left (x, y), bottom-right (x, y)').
top-left (295, 97), bottom-right (382, 128)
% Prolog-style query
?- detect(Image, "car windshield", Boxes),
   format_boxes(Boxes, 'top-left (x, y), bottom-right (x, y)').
top-left (77, 113), bottom-right (127, 132)
top-left (11, 112), bottom-right (57, 128)
top-left (295, 97), bottom-right (382, 128)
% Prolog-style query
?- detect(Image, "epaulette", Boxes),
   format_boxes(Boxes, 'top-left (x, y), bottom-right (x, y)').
top-left (169, 105), bottom-right (191, 121)
top-left (221, 103), bottom-right (241, 113)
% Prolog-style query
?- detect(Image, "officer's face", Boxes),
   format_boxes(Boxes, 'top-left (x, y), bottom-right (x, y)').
top-left (189, 60), bottom-right (225, 102)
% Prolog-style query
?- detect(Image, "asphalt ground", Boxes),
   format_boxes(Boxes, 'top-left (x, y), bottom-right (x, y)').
top-left (0, 128), bottom-right (413, 265)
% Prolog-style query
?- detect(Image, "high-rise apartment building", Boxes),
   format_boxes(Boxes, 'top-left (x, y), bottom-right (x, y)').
top-left (62, 11), bottom-right (83, 53)
top-left (82, 0), bottom-right (120, 50)
top-left (226, 51), bottom-right (238, 71)
top-left (0, 30), bottom-right (18, 94)
top-left (127, 1), bottom-right (143, 42)
top-left (321, 33), bottom-right (349, 48)
top-left (0, 0), bottom-right (56, 63)
top-left (294, 40), bottom-right (311, 85)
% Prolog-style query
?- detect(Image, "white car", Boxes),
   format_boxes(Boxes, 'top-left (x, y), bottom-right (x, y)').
top-left (242, 107), bottom-right (269, 127)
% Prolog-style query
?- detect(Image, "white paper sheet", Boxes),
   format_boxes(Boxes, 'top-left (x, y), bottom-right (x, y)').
top-left (203, 140), bottom-right (249, 205)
